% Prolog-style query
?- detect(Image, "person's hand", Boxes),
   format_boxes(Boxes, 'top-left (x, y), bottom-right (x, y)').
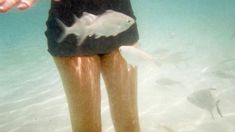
top-left (0, 0), bottom-right (36, 12)
top-left (0, 0), bottom-right (61, 13)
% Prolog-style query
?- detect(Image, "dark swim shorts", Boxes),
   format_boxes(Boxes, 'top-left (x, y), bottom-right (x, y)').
top-left (45, 0), bottom-right (139, 56)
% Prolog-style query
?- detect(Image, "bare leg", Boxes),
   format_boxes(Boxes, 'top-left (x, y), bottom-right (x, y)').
top-left (53, 55), bottom-right (102, 132)
top-left (101, 50), bottom-right (140, 132)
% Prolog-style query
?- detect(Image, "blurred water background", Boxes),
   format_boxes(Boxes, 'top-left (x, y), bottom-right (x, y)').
top-left (0, 0), bottom-right (235, 131)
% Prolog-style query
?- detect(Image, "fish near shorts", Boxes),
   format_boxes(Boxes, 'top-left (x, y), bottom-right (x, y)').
top-left (45, 0), bottom-right (139, 57)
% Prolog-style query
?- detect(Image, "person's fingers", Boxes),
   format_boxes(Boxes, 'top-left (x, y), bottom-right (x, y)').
top-left (0, 0), bottom-right (5, 4)
top-left (17, 2), bottom-right (28, 10)
top-left (0, 0), bottom-right (20, 13)
top-left (17, 0), bottom-right (36, 10)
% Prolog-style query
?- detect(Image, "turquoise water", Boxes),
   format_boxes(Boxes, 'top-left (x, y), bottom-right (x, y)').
top-left (1, 0), bottom-right (235, 131)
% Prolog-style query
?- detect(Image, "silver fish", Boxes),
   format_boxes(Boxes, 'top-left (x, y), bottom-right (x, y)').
top-left (119, 45), bottom-right (160, 66)
top-left (56, 10), bottom-right (135, 45)
top-left (187, 88), bottom-right (223, 119)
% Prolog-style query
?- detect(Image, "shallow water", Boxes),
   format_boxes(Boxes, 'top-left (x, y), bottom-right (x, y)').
top-left (1, 0), bottom-right (235, 132)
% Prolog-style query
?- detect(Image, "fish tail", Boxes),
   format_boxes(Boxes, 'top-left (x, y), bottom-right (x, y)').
top-left (216, 100), bottom-right (223, 118)
top-left (56, 18), bottom-right (69, 43)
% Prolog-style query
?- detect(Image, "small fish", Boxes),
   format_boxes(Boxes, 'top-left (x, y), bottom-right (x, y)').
top-left (187, 88), bottom-right (223, 119)
top-left (56, 10), bottom-right (135, 45)
top-left (119, 45), bottom-right (160, 66)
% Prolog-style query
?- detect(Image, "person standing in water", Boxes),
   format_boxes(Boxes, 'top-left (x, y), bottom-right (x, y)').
top-left (0, 0), bottom-right (141, 132)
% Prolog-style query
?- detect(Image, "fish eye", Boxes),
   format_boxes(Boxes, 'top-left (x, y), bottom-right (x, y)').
top-left (127, 20), bottom-right (131, 23)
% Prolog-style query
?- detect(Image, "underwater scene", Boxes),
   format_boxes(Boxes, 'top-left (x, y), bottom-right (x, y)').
top-left (1, 0), bottom-right (235, 131)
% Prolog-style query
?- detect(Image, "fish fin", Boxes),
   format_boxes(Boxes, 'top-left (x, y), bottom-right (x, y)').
top-left (76, 34), bottom-right (86, 46)
top-left (216, 100), bottom-right (223, 118)
top-left (56, 18), bottom-right (69, 43)
top-left (73, 14), bottom-right (80, 21)
top-left (95, 35), bottom-right (101, 39)
top-left (76, 29), bottom-right (90, 46)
